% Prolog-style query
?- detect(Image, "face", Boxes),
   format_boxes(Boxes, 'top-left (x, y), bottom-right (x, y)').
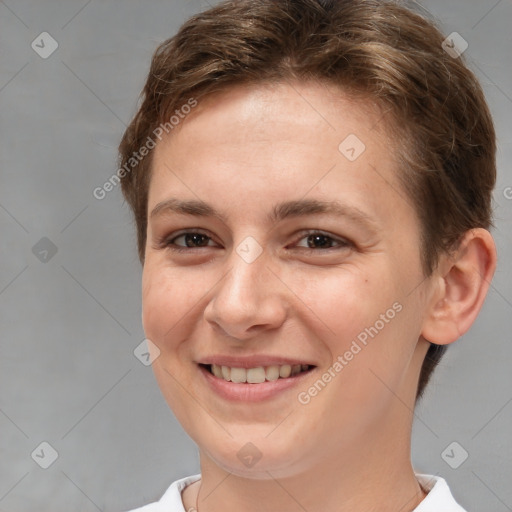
top-left (142, 81), bottom-right (432, 478)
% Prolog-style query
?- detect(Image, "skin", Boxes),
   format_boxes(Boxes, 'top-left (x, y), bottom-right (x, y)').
top-left (141, 81), bottom-right (496, 512)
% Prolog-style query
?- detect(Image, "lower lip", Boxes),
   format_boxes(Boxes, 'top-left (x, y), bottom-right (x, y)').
top-left (198, 364), bottom-right (315, 402)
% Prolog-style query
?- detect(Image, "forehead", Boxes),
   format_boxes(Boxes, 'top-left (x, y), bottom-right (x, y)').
top-left (148, 81), bottom-right (410, 226)
top-left (165, 81), bottom-right (385, 147)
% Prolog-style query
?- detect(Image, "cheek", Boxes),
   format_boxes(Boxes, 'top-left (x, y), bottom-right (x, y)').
top-left (141, 265), bottom-right (196, 349)
top-left (288, 265), bottom-right (398, 348)
top-left (297, 267), bottom-right (420, 392)
top-left (141, 265), bottom-right (200, 414)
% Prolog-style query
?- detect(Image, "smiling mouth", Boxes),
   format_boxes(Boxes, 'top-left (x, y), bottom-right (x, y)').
top-left (200, 363), bottom-right (315, 383)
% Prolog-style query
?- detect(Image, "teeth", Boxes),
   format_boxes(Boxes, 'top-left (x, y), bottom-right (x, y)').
top-left (279, 365), bottom-right (291, 378)
top-left (209, 363), bottom-right (311, 383)
top-left (247, 367), bottom-right (266, 384)
top-left (221, 366), bottom-right (231, 380)
top-left (230, 367), bottom-right (246, 383)
top-left (212, 364), bottom-right (223, 378)
top-left (265, 365), bottom-right (280, 381)
top-left (291, 364), bottom-right (302, 376)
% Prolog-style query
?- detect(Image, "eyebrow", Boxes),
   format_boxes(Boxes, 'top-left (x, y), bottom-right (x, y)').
top-left (149, 198), bottom-right (379, 232)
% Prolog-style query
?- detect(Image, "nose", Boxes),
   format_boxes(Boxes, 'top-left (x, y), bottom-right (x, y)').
top-left (203, 249), bottom-right (288, 340)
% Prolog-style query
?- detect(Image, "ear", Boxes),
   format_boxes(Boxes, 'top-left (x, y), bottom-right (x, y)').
top-left (421, 228), bottom-right (497, 345)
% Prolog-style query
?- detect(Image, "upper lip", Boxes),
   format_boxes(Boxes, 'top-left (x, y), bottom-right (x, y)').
top-left (197, 355), bottom-right (316, 368)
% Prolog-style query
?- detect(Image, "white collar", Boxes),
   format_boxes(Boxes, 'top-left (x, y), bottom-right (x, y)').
top-left (127, 472), bottom-right (466, 511)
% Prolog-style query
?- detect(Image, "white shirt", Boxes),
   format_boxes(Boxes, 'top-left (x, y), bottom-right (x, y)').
top-left (125, 473), bottom-right (467, 512)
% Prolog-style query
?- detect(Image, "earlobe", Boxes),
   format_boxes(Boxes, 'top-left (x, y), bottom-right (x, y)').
top-left (421, 228), bottom-right (497, 345)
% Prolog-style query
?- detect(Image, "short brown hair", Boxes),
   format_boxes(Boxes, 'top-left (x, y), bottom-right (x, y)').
top-left (118, 0), bottom-right (496, 400)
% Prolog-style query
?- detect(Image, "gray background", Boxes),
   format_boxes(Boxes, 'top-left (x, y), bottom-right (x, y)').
top-left (0, 0), bottom-right (510, 511)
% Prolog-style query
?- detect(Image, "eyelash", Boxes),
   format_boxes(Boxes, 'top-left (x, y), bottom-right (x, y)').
top-left (158, 229), bottom-right (352, 254)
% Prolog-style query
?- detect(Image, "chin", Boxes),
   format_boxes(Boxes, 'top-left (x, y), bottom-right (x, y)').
top-left (197, 433), bottom-right (314, 480)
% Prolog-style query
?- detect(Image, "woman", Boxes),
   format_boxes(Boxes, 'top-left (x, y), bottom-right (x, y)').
top-left (118, 1), bottom-right (497, 510)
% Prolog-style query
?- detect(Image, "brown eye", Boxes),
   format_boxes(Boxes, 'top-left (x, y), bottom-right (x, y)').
top-left (173, 232), bottom-right (212, 248)
top-left (161, 231), bottom-right (219, 251)
top-left (295, 231), bottom-right (351, 250)
top-left (306, 233), bottom-right (336, 249)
